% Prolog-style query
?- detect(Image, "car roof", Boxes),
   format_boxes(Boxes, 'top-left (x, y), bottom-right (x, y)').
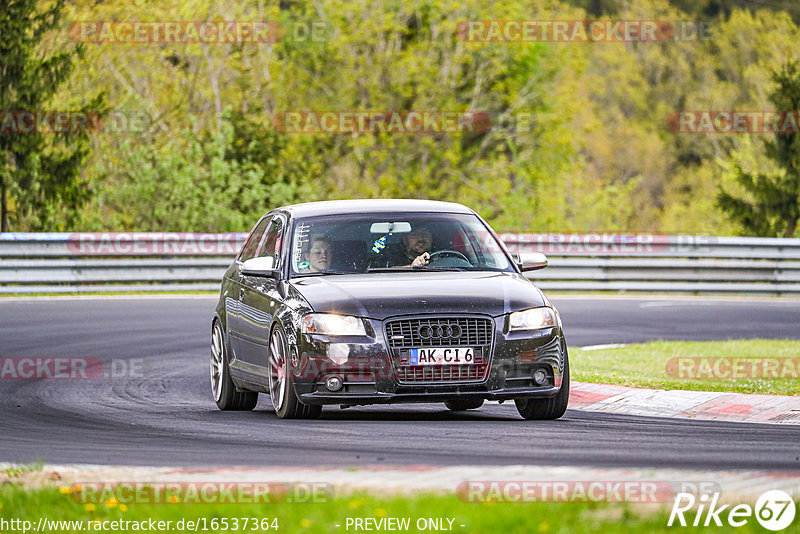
top-left (272, 199), bottom-right (474, 218)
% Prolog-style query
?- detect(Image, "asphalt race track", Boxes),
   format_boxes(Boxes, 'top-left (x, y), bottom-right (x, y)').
top-left (1, 296), bottom-right (799, 470)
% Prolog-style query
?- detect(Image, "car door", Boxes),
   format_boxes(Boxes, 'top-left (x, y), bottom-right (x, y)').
top-left (237, 215), bottom-right (287, 370)
top-left (227, 216), bottom-right (271, 363)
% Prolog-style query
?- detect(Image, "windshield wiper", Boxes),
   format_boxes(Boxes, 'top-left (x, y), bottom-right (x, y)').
top-left (293, 270), bottom-right (356, 277)
top-left (366, 266), bottom-right (467, 273)
top-left (367, 267), bottom-right (415, 272)
top-left (412, 266), bottom-right (467, 272)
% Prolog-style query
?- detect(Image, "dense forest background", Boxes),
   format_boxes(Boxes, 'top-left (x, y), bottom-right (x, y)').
top-left (2, 0), bottom-right (800, 235)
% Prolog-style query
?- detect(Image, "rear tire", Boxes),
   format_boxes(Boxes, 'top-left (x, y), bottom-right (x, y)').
top-left (515, 350), bottom-right (570, 420)
top-left (211, 321), bottom-right (258, 411)
top-left (444, 399), bottom-right (484, 411)
top-left (269, 324), bottom-right (322, 420)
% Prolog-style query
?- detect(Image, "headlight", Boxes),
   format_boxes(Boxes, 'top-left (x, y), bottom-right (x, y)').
top-left (509, 307), bottom-right (557, 331)
top-left (301, 313), bottom-right (367, 336)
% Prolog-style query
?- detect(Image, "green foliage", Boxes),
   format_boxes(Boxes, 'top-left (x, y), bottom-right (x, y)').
top-left (269, 0), bottom-right (581, 231)
top-left (82, 112), bottom-right (316, 231)
top-left (718, 60), bottom-right (800, 237)
top-left (4, 0), bottom-right (800, 234)
top-left (0, 0), bottom-right (105, 231)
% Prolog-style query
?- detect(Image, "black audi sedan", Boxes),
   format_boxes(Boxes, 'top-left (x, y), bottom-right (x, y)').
top-left (211, 199), bottom-right (569, 420)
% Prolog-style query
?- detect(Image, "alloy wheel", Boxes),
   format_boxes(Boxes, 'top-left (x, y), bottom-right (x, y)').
top-left (210, 323), bottom-right (225, 402)
top-left (269, 329), bottom-right (288, 412)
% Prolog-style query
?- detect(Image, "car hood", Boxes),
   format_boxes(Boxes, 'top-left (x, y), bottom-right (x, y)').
top-left (289, 271), bottom-right (547, 320)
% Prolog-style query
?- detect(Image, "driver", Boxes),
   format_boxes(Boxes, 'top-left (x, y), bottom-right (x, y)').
top-left (393, 226), bottom-right (433, 267)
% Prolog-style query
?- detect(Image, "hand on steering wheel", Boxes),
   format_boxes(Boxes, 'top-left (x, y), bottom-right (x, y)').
top-left (427, 249), bottom-right (470, 263)
top-left (411, 252), bottom-right (430, 266)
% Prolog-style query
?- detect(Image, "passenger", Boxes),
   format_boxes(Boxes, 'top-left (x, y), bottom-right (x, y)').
top-left (301, 236), bottom-right (333, 272)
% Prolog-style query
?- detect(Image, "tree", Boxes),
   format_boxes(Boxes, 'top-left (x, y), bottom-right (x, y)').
top-left (717, 60), bottom-right (800, 237)
top-left (85, 112), bottom-right (317, 232)
top-left (0, 0), bottom-right (103, 232)
top-left (261, 0), bottom-right (582, 231)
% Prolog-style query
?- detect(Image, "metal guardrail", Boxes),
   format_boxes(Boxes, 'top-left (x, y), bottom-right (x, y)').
top-left (2, 232), bottom-right (800, 295)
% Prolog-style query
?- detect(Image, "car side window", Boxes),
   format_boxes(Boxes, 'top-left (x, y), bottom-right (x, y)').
top-left (238, 217), bottom-right (270, 262)
top-left (256, 217), bottom-right (285, 267)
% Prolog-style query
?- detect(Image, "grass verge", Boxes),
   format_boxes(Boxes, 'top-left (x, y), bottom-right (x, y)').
top-left (1, 462), bottom-right (44, 479)
top-left (571, 339), bottom-right (800, 396)
top-left (0, 485), bottom-right (787, 534)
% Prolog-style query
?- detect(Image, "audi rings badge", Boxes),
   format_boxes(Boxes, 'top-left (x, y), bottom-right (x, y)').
top-left (417, 324), bottom-right (463, 340)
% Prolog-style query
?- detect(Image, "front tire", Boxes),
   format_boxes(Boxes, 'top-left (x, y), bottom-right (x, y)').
top-left (445, 399), bottom-right (484, 411)
top-left (211, 321), bottom-right (258, 411)
top-left (268, 324), bottom-right (321, 420)
top-left (515, 350), bottom-right (570, 420)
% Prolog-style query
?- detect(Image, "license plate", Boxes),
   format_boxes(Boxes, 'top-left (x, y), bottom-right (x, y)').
top-left (409, 347), bottom-right (474, 365)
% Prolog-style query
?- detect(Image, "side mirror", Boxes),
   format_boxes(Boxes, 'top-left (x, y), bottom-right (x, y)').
top-left (515, 252), bottom-right (548, 271)
top-left (241, 257), bottom-right (279, 278)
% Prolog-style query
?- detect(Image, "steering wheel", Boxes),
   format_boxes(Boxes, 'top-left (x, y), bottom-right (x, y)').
top-left (427, 249), bottom-right (470, 264)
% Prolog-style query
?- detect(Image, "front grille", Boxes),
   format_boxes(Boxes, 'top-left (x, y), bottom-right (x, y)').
top-left (398, 363), bottom-right (489, 382)
top-left (384, 316), bottom-right (494, 384)
top-left (385, 317), bottom-right (493, 348)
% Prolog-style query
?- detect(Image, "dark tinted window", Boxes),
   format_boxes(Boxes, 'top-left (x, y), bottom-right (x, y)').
top-left (238, 217), bottom-right (270, 262)
top-left (256, 217), bottom-right (285, 267)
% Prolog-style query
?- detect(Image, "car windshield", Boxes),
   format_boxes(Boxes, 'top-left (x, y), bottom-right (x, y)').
top-left (289, 212), bottom-right (513, 276)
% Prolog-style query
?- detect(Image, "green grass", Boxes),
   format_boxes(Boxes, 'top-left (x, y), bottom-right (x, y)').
top-left (1, 485), bottom-right (792, 534)
top-left (1, 462), bottom-right (43, 479)
top-left (571, 339), bottom-right (800, 396)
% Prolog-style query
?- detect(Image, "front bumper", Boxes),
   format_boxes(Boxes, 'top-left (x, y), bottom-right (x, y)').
top-left (298, 386), bottom-right (560, 405)
top-left (292, 314), bottom-right (566, 406)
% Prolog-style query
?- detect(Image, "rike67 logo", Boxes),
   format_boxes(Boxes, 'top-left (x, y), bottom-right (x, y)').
top-left (669, 490), bottom-right (796, 531)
